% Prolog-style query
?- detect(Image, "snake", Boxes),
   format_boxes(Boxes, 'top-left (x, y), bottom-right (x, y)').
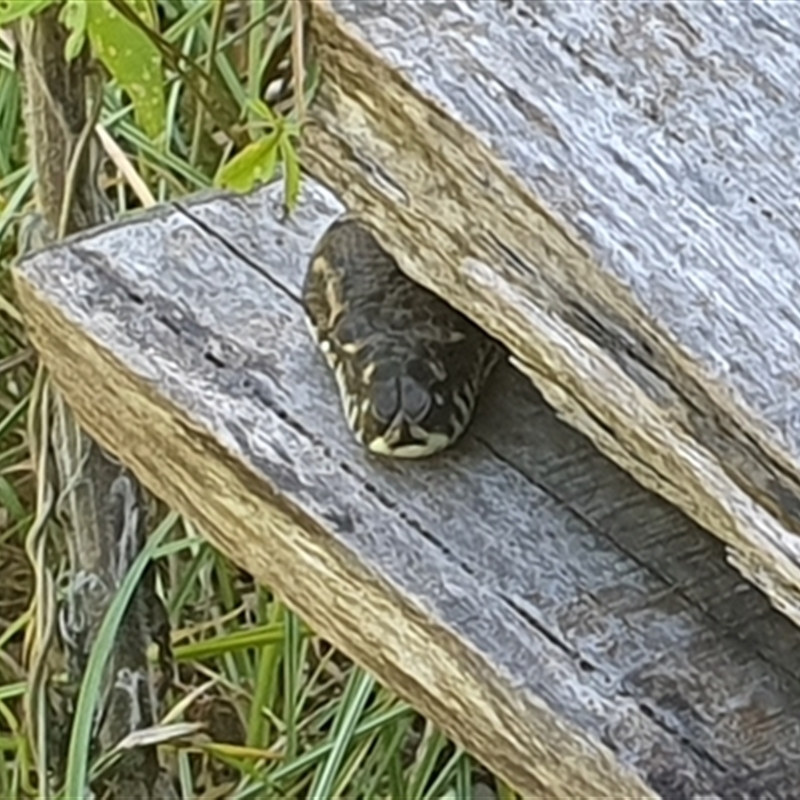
top-left (302, 217), bottom-right (500, 458)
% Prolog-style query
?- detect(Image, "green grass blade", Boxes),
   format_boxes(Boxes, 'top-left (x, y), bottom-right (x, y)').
top-left (172, 622), bottom-right (289, 661)
top-left (0, 474), bottom-right (26, 522)
top-left (422, 746), bottom-right (465, 800)
top-left (282, 608), bottom-right (302, 760)
top-left (308, 668), bottom-right (376, 799)
top-left (0, 394), bottom-right (30, 441)
top-left (454, 753), bottom-right (473, 799)
top-left (408, 726), bottom-right (448, 799)
top-left (246, 591), bottom-right (282, 748)
top-left (0, 168), bottom-right (34, 243)
top-left (263, 701), bottom-right (411, 788)
top-left (355, 712), bottom-right (412, 799)
top-left (0, 682), bottom-right (26, 702)
top-left (63, 510), bottom-right (179, 799)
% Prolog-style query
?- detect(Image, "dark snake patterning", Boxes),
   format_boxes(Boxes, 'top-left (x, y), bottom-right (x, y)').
top-left (303, 217), bottom-right (501, 457)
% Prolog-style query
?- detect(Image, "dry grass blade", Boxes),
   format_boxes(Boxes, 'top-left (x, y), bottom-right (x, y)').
top-left (22, 366), bottom-right (56, 796)
top-left (291, 0), bottom-right (305, 124)
top-left (95, 122), bottom-right (156, 209)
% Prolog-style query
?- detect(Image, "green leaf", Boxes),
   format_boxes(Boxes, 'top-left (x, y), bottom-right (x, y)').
top-left (247, 97), bottom-right (277, 125)
top-left (280, 134), bottom-right (301, 211)
top-left (0, 0), bottom-right (55, 25)
top-left (216, 130), bottom-right (280, 193)
top-left (85, 0), bottom-right (165, 140)
top-left (59, 0), bottom-right (88, 62)
top-left (408, 725), bottom-right (448, 798)
top-left (282, 609), bottom-right (303, 760)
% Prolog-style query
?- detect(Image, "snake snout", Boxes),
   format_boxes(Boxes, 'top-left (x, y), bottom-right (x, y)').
top-left (358, 362), bottom-right (452, 458)
top-left (370, 376), bottom-right (432, 424)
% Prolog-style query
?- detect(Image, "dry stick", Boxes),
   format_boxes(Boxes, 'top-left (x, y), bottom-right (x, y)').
top-left (291, 0), bottom-right (306, 124)
top-left (95, 123), bottom-right (157, 208)
top-left (189, 0), bottom-right (226, 169)
top-left (57, 82), bottom-right (104, 239)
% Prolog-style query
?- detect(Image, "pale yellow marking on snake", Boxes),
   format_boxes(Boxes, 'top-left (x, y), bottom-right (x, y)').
top-left (362, 362), bottom-right (376, 383)
top-left (368, 432), bottom-right (451, 458)
top-left (312, 255), bottom-right (346, 329)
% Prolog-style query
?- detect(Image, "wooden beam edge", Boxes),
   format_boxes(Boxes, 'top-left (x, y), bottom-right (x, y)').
top-left (13, 266), bottom-right (655, 798)
top-left (302, 2), bottom-right (800, 624)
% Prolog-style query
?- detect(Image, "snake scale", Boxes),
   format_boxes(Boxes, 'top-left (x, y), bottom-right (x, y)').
top-left (303, 217), bottom-right (500, 457)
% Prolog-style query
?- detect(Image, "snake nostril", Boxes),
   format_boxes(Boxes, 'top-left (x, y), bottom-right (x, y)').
top-left (400, 377), bottom-right (431, 422)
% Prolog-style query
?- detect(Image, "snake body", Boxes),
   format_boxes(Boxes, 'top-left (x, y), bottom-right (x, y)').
top-left (303, 218), bottom-right (500, 457)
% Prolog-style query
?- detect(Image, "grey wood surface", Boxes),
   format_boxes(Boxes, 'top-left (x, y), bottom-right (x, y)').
top-left (302, 0), bottom-right (800, 626)
top-left (15, 180), bottom-right (800, 797)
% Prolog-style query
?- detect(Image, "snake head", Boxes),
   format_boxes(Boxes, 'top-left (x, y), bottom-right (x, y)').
top-left (303, 217), bottom-right (500, 458)
top-left (335, 342), bottom-right (497, 459)
top-left (357, 356), bottom-right (454, 458)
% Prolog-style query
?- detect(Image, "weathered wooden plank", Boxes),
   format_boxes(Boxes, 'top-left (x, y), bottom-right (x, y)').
top-left (301, 0), bottom-right (800, 624)
top-left (14, 180), bottom-right (800, 797)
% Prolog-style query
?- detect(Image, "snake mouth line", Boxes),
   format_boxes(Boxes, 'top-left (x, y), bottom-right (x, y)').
top-left (367, 406), bottom-right (457, 458)
top-left (368, 433), bottom-right (453, 459)
top-left (333, 358), bottom-right (463, 459)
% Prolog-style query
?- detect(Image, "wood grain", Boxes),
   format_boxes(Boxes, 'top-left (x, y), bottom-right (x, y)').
top-left (300, 0), bottom-right (800, 626)
top-left (14, 180), bottom-right (800, 797)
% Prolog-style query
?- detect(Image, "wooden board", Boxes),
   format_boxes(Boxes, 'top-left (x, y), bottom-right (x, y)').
top-left (302, 0), bottom-right (800, 625)
top-left (14, 180), bottom-right (800, 797)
